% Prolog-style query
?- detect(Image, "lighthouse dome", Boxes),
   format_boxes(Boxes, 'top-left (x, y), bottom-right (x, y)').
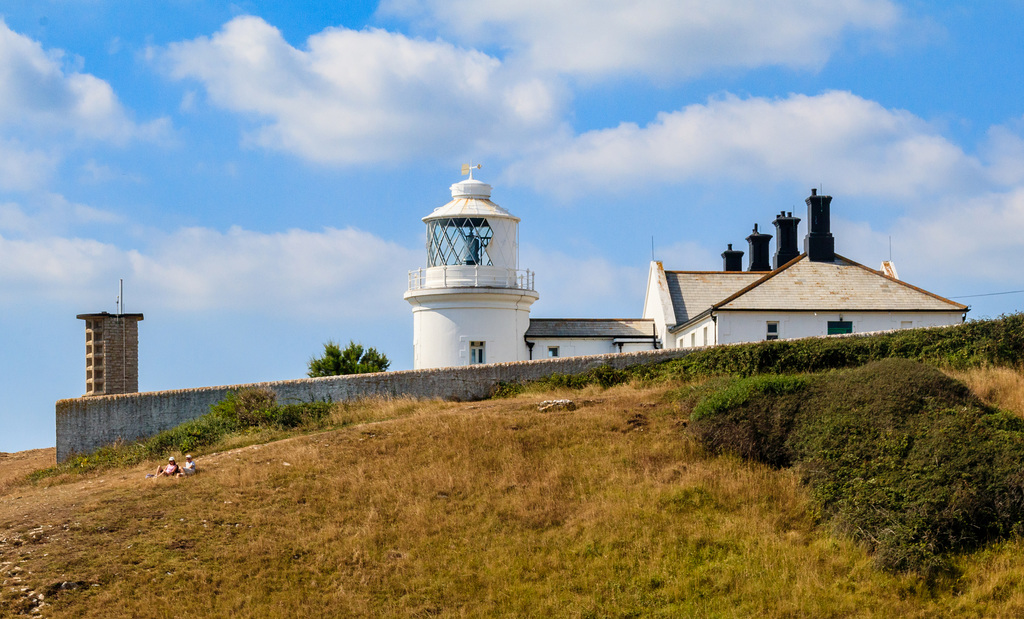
top-left (421, 171), bottom-right (523, 270)
top-left (423, 178), bottom-right (519, 223)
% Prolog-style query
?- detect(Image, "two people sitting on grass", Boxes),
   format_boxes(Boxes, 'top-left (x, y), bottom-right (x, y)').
top-left (155, 454), bottom-right (198, 478)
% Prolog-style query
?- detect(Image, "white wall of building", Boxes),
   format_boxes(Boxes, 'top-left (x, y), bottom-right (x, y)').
top-left (673, 316), bottom-right (716, 349)
top-left (526, 338), bottom-right (655, 359)
top-left (642, 262), bottom-right (674, 346)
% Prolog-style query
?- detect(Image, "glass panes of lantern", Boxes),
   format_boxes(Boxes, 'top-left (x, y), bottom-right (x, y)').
top-left (428, 218), bottom-right (494, 266)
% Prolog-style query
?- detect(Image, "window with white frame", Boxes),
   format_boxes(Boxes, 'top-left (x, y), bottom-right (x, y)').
top-left (470, 341), bottom-right (486, 364)
top-left (547, 346), bottom-right (559, 358)
top-left (766, 321), bottom-right (779, 341)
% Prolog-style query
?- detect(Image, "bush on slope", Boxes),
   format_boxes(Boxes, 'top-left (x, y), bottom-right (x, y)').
top-left (689, 359), bottom-right (1024, 574)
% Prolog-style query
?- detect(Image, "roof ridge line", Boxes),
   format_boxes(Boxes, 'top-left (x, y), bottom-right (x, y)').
top-left (712, 254), bottom-right (806, 309)
top-left (836, 253), bottom-right (968, 310)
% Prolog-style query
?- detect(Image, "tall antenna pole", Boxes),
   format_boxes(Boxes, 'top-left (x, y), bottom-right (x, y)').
top-left (651, 236), bottom-right (655, 261)
top-left (119, 278), bottom-right (124, 315)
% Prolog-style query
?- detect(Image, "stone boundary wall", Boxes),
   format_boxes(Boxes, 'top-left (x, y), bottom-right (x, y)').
top-left (55, 347), bottom-right (699, 462)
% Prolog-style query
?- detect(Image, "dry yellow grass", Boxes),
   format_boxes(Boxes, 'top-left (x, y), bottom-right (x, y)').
top-left (4, 383), bottom-right (1024, 616)
top-left (0, 448), bottom-right (53, 497)
top-left (947, 366), bottom-right (1024, 418)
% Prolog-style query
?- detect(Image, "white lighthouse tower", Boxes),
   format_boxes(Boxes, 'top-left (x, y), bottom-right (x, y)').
top-left (404, 166), bottom-right (539, 369)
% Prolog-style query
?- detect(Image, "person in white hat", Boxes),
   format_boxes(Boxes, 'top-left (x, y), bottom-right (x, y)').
top-left (156, 456), bottom-right (180, 477)
top-left (181, 454), bottom-right (197, 476)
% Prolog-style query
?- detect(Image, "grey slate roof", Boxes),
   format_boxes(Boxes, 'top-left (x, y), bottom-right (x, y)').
top-left (663, 271), bottom-right (765, 326)
top-left (715, 255), bottom-right (967, 312)
top-left (525, 318), bottom-right (657, 339)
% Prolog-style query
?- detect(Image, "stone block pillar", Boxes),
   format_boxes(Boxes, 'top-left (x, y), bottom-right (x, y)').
top-left (76, 312), bottom-right (144, 396)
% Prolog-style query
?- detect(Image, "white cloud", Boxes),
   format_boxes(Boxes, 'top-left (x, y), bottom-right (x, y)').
top-left (380, 0), bottom-right (902, 79)
top-left (890, 190), bottom-right (1024, 286)
top-left (0, 193), bottom-right (121, 236)
top-left (522, 245), bottom-right (646, 317)
top-left (0, 234), bottom-right (126, 303)
top-left (656, 240), bottom-right (721, 272)
top-left (160, 16), bottom-right (563, 164)
top-left (506, 91), bottom-right (988, 200)
top-left (0, 139), bottom-right (57, 191)
top-left (128, 226), bottom-right (417, 318)
top-left (0, 223), bottom-right (418, 318)
top-left (982, 124), bottom-right (1024, 187)
top-left (0, 19), bottom-right (167, 143)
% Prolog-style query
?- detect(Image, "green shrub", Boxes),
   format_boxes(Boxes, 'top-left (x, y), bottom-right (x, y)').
top-left (689, 358), bottom-right (1024, 574)
top-left (689, 375), bottom-right (807, 467)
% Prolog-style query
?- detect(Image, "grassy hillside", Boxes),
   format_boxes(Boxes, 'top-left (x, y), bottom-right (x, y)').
top-left (1, 378), bottom-right (1024, 616)
top-left (4, 316), bottom-right (1024, 617)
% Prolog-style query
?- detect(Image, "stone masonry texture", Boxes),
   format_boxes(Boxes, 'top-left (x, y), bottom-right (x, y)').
top-left (55, 348), bottom-right (697, 462)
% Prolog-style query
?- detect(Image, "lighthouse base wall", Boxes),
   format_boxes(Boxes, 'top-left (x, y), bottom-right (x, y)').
top-left (407, 288), bottom-right (538, 370)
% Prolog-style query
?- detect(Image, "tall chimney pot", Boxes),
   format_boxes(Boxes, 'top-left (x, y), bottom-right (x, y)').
top-left (746, 224), bottom-right (772, 271)
top-left (773, 209), bottom-right (801, 268)
top-left (722, 243), bottom-right (744, 272)
top-left (804, 188), bottom-right (835, 262)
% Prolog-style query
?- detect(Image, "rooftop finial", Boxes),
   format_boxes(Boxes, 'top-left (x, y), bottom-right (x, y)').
top-left (461, 162), bottom-right (482, 180)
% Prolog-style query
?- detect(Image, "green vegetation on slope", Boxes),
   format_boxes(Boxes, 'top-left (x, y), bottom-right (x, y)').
top-left (11, 387), bottom-right (1024, 617)
top-left (690, 359), bottom-right (1024, 574)
top-left (32, 389), bottom-right (334, 480)
top-left (497, 314), bottom-right (1024, 396)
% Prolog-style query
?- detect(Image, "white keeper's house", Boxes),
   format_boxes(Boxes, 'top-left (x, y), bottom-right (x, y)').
top-left (405, 169), bottom-right (967, 370)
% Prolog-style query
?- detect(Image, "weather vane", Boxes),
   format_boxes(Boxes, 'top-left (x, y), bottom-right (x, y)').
top-left (461, 162), bottom-right (482, 179)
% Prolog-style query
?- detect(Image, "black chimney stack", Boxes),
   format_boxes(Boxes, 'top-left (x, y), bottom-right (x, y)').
top-left (804, 188), bottom-right (835, 262)
top-left (746, 224), bottom-right (772, 271)
top-left (722, 243), bottom-right (744, 272)
top-left (772, 210), bottom-right (801, 268)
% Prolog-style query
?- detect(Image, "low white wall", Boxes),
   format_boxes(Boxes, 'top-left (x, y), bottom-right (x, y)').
top-left (56, 347), bottom-right (696, 462)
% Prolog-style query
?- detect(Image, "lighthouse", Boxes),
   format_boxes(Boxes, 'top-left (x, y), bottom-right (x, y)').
top-left (404, 166), bottom-right (539, 369)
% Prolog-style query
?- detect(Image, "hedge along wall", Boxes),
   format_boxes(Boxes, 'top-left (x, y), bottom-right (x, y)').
top-left (55, 347), bottom-right (698, 462)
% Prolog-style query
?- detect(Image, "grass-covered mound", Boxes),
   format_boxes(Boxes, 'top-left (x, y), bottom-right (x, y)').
top-left (690, 358), bottom-right (1024, 574)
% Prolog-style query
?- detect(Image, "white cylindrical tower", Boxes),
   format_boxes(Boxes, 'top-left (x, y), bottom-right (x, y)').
top-left (404, 169), bottom-right (539, 369)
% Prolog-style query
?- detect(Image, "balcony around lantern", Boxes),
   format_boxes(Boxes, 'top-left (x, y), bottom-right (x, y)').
top-left (407, 265), bottom-right (535, 292)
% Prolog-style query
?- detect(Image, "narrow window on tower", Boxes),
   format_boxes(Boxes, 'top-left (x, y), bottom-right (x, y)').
top-left (470, 341), bottom-right (486, 364)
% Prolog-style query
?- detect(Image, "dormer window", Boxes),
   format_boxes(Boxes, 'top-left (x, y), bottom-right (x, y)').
top-left (428, 218), bottom-right (494, 267)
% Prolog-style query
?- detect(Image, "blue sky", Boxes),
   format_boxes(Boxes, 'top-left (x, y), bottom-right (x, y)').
top-left (2, 1), bottom-right (1024, 452)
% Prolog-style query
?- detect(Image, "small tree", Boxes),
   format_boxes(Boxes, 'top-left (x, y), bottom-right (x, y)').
top-left (307, 340), bottom-right (391, 377)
